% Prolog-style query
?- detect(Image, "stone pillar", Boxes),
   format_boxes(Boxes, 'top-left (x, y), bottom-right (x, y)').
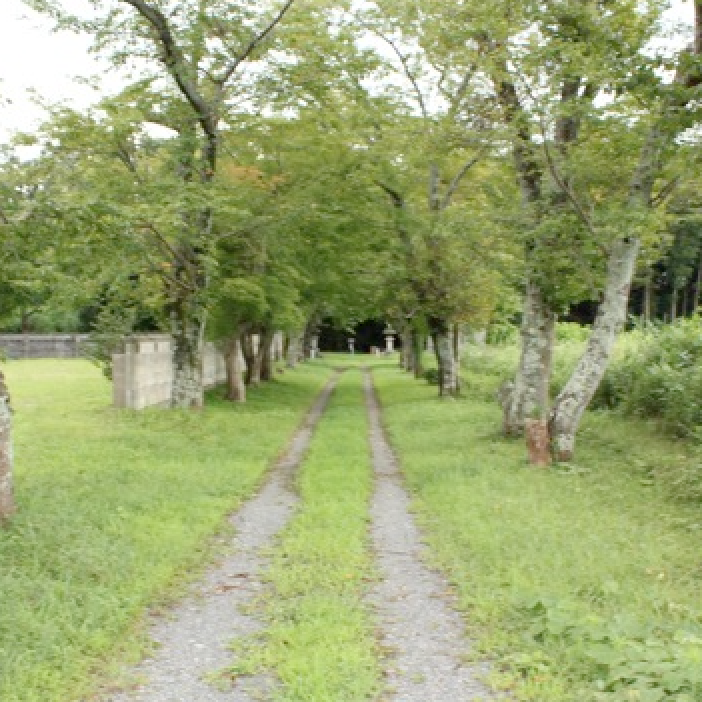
top-left (309, 334), bottom-right (319, 359)
top-left (383, 325), bottom-right (396, 354)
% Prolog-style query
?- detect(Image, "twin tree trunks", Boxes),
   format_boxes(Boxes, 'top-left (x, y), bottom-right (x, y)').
top-left (504, 237), bottom-right (641, 465)
top-left (0, 370), bottom-right (15, 523)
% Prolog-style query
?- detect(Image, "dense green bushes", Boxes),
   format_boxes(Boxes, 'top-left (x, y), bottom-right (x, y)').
top-left (467, 320), bottom-right (702, 438)
top-left (593, 320), bottom-right (702, 436)
top-left (462, 320), bottom-right (702, 501)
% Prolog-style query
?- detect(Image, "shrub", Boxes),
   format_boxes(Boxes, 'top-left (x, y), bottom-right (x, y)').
top-left (596, 320), bottom-right (702, 437)
top-left (423, 368), bottom-right (439, 385)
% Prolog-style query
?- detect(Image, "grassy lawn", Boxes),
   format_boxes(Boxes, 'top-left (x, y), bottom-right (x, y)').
top-left (228, 367), bottom-right (380, 701)
top-left (374, 361), bottom-right (702, 701)
top-left (0, 359), bottom-right (330, 702)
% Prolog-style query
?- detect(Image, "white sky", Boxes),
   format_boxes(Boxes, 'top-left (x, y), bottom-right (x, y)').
top-left (0, 0), bottom-right (697, 144)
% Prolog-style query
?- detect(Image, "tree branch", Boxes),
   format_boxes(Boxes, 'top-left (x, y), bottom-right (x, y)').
top-left (363, 25), bottom-right (429, 121)
top-left (216, 0), bottom-right (296, 87)
top-left (440, 151), bottom-right (484, 210)
top-left (120, 0), bottom-right (217, 139)
top-left (651, 175), bottom-right (681, 207)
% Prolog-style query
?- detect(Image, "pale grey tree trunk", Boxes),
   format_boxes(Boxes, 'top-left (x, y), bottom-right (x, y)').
top-left (503, 281), bottom-right (555, 435)
top-left (430, 318), bottom-right (459, 397)
top-left (286, 333), bottom-right (302, 369)
top-left (549, 237), bottom-right (640, 460)
top-left (0, 370), bottom-right (15, 523)
top-left (225, 338), bottom-right (246, 403)
top-left (171, 300), bottom-right (205, 408)
top-left (286, 333), bottom-right (299, 369)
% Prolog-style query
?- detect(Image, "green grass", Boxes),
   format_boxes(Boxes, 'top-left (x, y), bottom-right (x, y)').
top-left (374, 363), bottom-right (702, 701)
top-left (228, 368), bottom-right (380, 701)
top-left (0, 359), bottom-right (331, 702)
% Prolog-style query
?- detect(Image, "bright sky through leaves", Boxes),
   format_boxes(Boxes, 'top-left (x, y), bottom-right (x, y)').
top-left (0, 0), bottom-right (696, 142)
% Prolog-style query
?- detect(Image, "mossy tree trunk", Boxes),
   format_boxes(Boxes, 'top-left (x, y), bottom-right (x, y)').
top-left (430, 316), bottom-right (459, 397)
top-left (503, 281), bottom-right (555, 435)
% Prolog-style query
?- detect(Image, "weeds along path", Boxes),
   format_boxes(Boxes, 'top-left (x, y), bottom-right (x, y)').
top-left (363, 369), bottom-right (496, 701)
top-left (104, 371), bottom-right (342, 702)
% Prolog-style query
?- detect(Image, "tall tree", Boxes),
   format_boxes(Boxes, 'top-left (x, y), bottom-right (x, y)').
top-left (28, 0), bottom-right (296, 407)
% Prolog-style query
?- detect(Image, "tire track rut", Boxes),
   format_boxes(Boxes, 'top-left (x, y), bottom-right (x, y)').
top-left (103, 371), bottom-right (342, 702)
top-left (363, 369), bottom-right (497, 702)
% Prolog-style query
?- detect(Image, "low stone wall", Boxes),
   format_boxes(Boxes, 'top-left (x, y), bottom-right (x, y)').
top-left (112, 335), bottom-right (227, 409)
top-left (0, 334), bottom-right (91, 359)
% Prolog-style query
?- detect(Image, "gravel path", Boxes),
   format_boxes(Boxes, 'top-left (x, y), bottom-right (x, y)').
top-left (102, 372), bottom-right (341, 702)
top-left (363, 369), bottom-right (496, 702)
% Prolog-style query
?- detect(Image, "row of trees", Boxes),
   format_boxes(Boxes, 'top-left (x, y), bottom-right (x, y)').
top-left (2, 0), bottom-right (702, 520)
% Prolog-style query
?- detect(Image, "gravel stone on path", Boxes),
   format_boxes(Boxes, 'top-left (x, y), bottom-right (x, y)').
top-left (363, 369), bottom-right (498, 702)
top-left (101, 372), bottom-right (341, 702)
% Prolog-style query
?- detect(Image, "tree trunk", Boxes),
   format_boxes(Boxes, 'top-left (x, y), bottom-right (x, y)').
top-left (0, 370), bottom-right (16, 523)
top-left (401, 327), bottom-right (413, 371)
top-left (452, 323), bottom-right (463, 369)
top-left (430, 317), bottom-right (459, 397)
top-left (225, 338), bottom-right (246, 403)
top-left (412, 328), bottom-right (424, 379)
top-left (503, 281), bottom-right (555, 435)
top-left (682, 285), bottom-right (689, 318)
top-left (525, 418), bottom-right (551, 467)
top-left (286, 333), bottom-right (298, 369)
top-left (549, 237), bottom-right (640, 461)
top-left (241, 333), bottom-right (258, 386)
top-left (259, 328), bottom-right (275, 382)
top-left (170, 295), bottom-right (205, 409)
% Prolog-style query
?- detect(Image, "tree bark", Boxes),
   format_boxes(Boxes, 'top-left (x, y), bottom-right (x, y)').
top-left (286, 332), bottom-right (301, 369)
top-left (225, 338), bottom-right (246, 402)
top-left (452, 323), bottom-right (463, 369)
top-left (549, 237), bottom-right (640, 460)
top-left (411, 328), bottom-right (424, 378)
top-left (401, 326), bottom-right (413, 371)
top-left (259, 327), bottom-right (275, 382)
top-left (241, 332), bottom-right (259, 386)
top-left (525, 418), bottom-right (551, 467)
top-left (170, 293), bottom-right (205, 408)
top-left (0, 370), bottom-right (16, 523)
top-left (503, 281), bottom-right (555, 435)
top-left (430, 317), bottom-right (459, 397)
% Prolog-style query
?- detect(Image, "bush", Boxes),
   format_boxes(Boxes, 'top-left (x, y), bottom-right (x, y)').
top-left (423, 368), bottom-right (439, 385)
top-left (596, 320), bottom-right (702, 437)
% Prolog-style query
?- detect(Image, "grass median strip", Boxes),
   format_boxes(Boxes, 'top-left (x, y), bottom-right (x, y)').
top-left (0, 359), bottom-right (330, 702)
top-left (227, 368), bottom-right (380, 702)
top-left (373, 364), bottom-right (702, 702)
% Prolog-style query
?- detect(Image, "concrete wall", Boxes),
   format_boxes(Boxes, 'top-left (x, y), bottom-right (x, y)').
top-left (0, 334), bottom-right (91, 359)
top-left (112, 335), bottom-right (227, 409)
